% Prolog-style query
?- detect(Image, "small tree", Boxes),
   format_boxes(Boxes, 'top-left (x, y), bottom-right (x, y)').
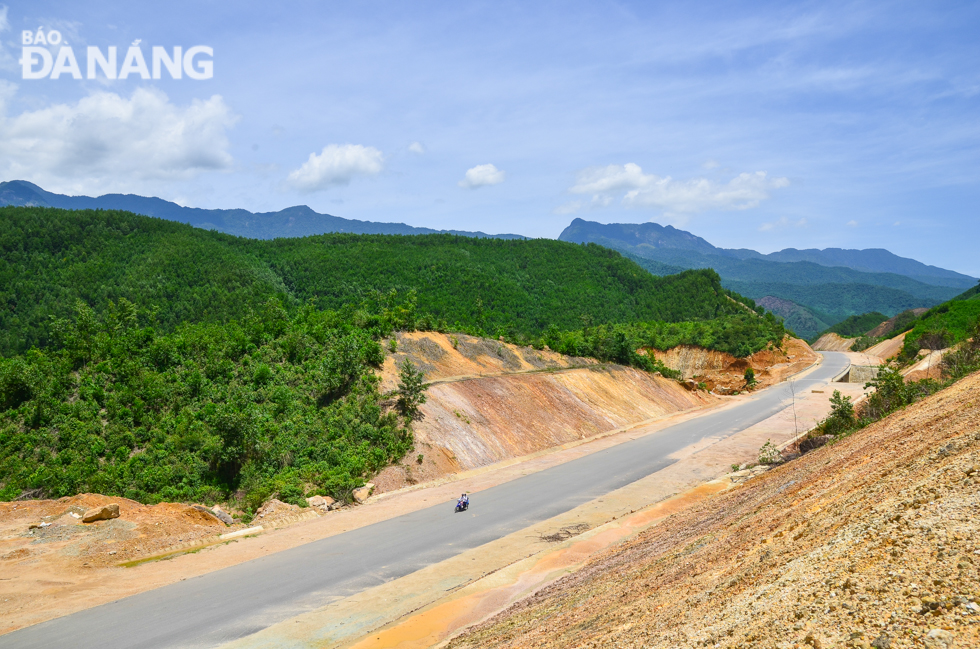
top-left (397, 360), bottom-right (428, 421)
top-left (744, 367), bottom-right (757, 388)
top-left (821, 390), bottom-right (855, 436)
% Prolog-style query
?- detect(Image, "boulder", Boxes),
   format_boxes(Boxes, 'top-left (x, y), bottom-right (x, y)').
top-left (191, 504), bottom-right (234, 525)
top-left (306, 495), bottom-right (335, 512)
top-left (82, 504), bottom-right (120, 523)
top-left (255, 498), bottom-right (301, 519)
top-left (352, 483), bottom-right (375, 503)
top-left (210, 506), bottom-right (235, 525)
top-left (800, 435), bottom-right (833, 453)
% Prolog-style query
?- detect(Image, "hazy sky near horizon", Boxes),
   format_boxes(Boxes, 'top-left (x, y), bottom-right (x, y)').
top-left (1, 1), bottom-right (978, 275)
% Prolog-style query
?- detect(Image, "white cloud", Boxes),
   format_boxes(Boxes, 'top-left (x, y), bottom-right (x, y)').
top-left (847, 220), bottom-right (859, 227)
top-left (458, 163), bottom-right (505, 189)
top-left (0, 86), bottom-right (236, 194)
top-left (553, 194), bottom-right (613, 215)
top-left (554, 200), bottom-right (583, 215)
top-left (702, 159), bottom-right (720, 170)
top-left (567, 163), bottom-right (789, 214)
top-left (759, 217), bottom-right (808, 232)
top-left (0, 6), bottom-right (9, 32)
top-left (286, 144), bottom-right (384, 192)
top-left (408, 141), bottom-right (426, 154)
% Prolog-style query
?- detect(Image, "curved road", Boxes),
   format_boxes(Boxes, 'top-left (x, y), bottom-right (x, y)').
top-left (0, 353), bottom-right (849, 649)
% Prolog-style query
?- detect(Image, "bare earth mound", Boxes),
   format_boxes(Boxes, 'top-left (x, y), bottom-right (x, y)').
top-left (813, 332), bottom-right (857, 352)
top-left (450, 371), bottom-right (980, 649)
top-left (374, 333), bottom-right (719, 491)
top-left (865, 331), bottom-right (908, 361)
top-left (651, 336), bottom-right (818, 391)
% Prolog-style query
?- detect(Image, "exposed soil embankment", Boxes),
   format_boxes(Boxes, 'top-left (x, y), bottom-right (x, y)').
top-left (375, 333), bottom-right (718, 491)
top-left (450, 371), bottom-right (980, 649)
top-left (812, 332), bottom-right (857, 352)
top-left (650, 336), bottom-right (818, 392)
top-left (865, 331), bottom-right (908, 361)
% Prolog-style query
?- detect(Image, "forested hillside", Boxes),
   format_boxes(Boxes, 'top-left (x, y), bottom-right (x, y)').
top-left (0, 297), bottom-right (424, 507)
top-left (0, 206), bottom-right (787, 508)
top-left (0, 206), bottom-right (763, 356)
top-left (821, 312), bottom-right (888, 338)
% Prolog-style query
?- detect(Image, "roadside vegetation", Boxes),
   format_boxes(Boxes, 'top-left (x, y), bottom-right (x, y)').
top-left (810, 315), bottom-right (980, 443)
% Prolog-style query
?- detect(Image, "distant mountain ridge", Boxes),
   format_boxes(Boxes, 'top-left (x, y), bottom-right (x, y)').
top-left (558, 218), bottom-right (977, 339)
top-left (0, 180), bottom-right (526, 241)
top-left (559, 218), bottom-right (975, 288)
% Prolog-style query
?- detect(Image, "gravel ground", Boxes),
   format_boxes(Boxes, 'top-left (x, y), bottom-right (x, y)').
top-left (450, 371), bottom-right (980, 649)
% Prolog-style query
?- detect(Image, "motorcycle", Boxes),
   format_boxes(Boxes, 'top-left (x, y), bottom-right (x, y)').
top-left (455, 498), bottom-right (469, 513)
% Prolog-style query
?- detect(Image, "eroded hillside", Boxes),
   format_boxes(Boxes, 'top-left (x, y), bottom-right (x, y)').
top-left (374, 333), bottom-right (720, 491)
top-left (450, 370), bottom-right (980, 649)
top-left (650, 336), bottom-right (818, 392)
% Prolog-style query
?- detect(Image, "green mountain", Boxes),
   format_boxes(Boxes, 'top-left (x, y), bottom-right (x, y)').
top-left (755, 296), bottom-right (834, 338)
top-left (559, 218), bottom-right (975, 289)
top-left (899, 294), bottom-right (980, 361)
top-left (823, 312), bottom-right (889, 338)
top-left (0, 180), bottom-right (525, 240)
top-left (0, 206), bottom-right (765, 357)
top-left (559, 218), bottom-right (974, 338)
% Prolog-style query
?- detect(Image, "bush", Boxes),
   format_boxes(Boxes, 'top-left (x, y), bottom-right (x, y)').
top-left (758, 440), bottom-right (782, 465)
top-left (818, 390), bottom-right (856, 437)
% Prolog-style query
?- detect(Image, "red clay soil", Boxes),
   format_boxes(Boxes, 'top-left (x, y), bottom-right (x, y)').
top-left (450, 370), bottom-right (980, 649)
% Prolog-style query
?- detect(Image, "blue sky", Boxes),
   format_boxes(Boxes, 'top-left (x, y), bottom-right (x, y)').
top-left (1, 1), bottom-right (978, 275)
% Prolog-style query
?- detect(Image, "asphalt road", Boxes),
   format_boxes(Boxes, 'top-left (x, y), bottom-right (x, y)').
top-left (0, 352), bottom-right (850, 649)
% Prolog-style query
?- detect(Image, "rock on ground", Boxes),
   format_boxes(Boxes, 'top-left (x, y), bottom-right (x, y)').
top-left (353, 483), bottom-right (375, 503)
top-left (81, 504), bottom-right (119, 523)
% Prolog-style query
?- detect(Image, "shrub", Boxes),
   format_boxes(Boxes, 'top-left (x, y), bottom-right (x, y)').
top-left (758, 440), bottom-right (782, 465)
top-left (819, 390), bottom-right (856, 437)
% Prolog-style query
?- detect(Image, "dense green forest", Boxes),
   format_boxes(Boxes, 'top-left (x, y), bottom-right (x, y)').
top-left (721, 281), bottom-right (937, 323)
top-left (0, 297), bottom-right (425, 508)
top-left (544, 314), bottom-right (786, 362)
top-left (1, 206), bottom-right (762, 356)
top-left (821, 312), bottom-right (888, 338)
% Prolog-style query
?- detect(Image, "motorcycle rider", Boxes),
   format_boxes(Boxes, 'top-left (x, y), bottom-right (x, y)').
top-left (459, 493), bottom-right (469, 509)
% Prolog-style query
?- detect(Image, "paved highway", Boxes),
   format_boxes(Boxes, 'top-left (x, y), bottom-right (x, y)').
top-left (0, 352), bottom-right (849, 649)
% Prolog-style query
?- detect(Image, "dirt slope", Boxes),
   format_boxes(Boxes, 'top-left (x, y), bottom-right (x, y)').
top-left (450, 371), bottom-right (980, 649)
top-left (865, 331), bottom-right (908, 361)
top-left (812, 332), bottom-right (857, 352)
top-left (651, 336), bottom-right (818, 391)
top-left (374, 333), bottom-right (718, 491)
